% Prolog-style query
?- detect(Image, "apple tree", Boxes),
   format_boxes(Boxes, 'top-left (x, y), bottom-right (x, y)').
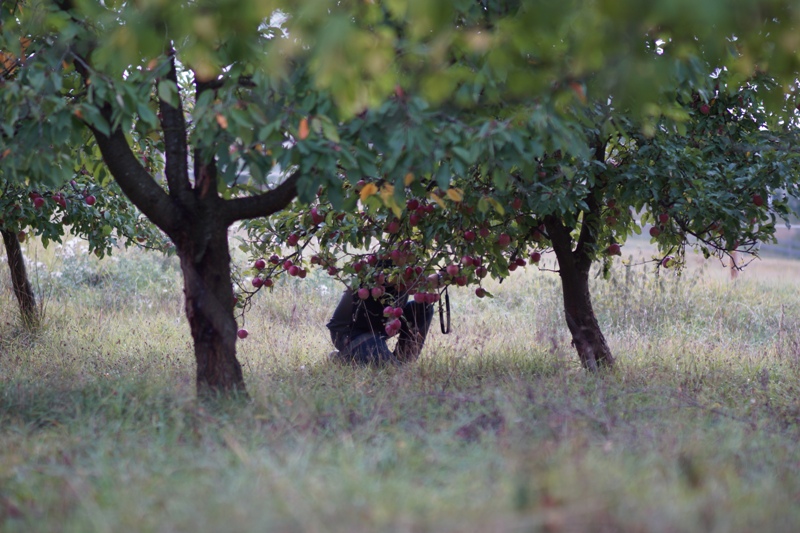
top-left (4, 0), bottom-right (800, 394)
top-left (1, 155), bottom-right (169, 329)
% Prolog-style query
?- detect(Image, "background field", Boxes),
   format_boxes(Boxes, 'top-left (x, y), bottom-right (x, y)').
top-left (1, 236), bottom-right (799, 532)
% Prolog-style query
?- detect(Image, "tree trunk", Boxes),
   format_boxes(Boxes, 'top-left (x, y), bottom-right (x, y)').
top-left (557, 264), bottom-right (614, 371)
top-left (545, 215), bottom-right (615, 371)
top-left (175, 224), bottom-right (245, 396)
top-left (1, 229), bottom-right (39, 329)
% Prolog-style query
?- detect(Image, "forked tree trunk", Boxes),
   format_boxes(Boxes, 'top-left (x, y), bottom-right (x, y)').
top-left (557, 263), bottom-right (614, 371)
top-left (545, 215), bottom-right (615, 371)
top-left (176, 224), bottom-right (245, 395)
top-left (1, 229), bottom-right (39, 329)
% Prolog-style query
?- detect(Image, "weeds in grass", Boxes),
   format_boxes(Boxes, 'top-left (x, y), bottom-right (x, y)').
top-left (0, 244), bottom-right (799, 531)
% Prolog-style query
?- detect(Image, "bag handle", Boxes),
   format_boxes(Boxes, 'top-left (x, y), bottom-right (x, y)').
top-left (439, 286), bottom-right (451, 334)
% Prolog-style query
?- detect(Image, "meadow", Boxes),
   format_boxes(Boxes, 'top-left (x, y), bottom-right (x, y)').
top-left (1, 237), bottom-right (799, 532)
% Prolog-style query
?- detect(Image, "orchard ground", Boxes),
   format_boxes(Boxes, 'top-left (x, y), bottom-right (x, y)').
top-left (1, 233), bottom-right (800, 532)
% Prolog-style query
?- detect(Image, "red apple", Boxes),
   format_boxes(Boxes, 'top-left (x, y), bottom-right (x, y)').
top-left (53, 194), bottom-right (67, 209)
top-left (462, 256), bottom-right (474, 267)
top-left (497, 233), bottom-right (511, 249)
top-left (283, 260), bottom-right (293, 270)
top-left (699, 103), bottom-right (711, 115)
top-left (661, 256), bottom-right (674, 268)
top-left (286, 233), bottom-right (299, 246)
top-left (252, 277), bottom-right (264, 288)
top-left (33, 197), bottom-right (45, 209)
top-left (414, 292), bottom-right (426, 304)
top-left (406, 198), bottom-right (420, 211)
top-left (269, 254), bottom-right (280, 265)
top-left (367, 254), bottom-right (378, 266)
top-left (386, 220), bottom-right (400, 234)
top-left (327, 266), bottom-right (338, 276)
top-left (479, 227), bottom-right (490, 238)
top-left (310, 207), bottom-right (325, 225)
top-left (475, 266), bottom-right (488, 278)
top-left (658, 213), bottom-right (670, 224)
top-left (264, 278), bottom-right (274, 288)
top-left (288, 265), bottom-right (300, 276)
top-left (649, 226), bottom-right (661, 238)
top-left (475, 287), bottom-right (486, 298)
top-left (446, 264), bottom-right (459, 277)
top-left (606, 199), bottom-right (616, 209)
top-left (607, 243), bottom-right (621, 256)
top-left (254, 258), bottom-right (267, 270)
top-left (530, 251), bottom-right (541, 263)
top-left (85, 195), bottom-right (96, 206)
top-left (464, 230), bottom-right (476, 242)
top-left (508, 263), bottom-right (518, 272)
top-left (409, 213), bottom-right (422, 226)
top-left (16, 231), bottom-right (25, 243)
top-left (237, 328), bottom-right (249, 339)
top-left (353, 261), bottom-right (365, 273)
top-left (455, 276), bottom-right (467, 286)
top-left (357, 287), bottom-right (370, 300)
top-left (511, 197), bottom-right (523, 210)
top-left (752, 194), bottom-right (764, 207)
top-left (472, 257), bottom-right (482, 267)
top-left (371, 286), bottom-right (384, 299)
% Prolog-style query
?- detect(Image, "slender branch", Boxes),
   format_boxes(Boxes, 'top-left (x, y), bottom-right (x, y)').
top-left (573, 137), bottom-right (607, 270)
top-left (219, 171), bottom-right (300, 224)
top-left (158, 50), bottom-right (192, 198)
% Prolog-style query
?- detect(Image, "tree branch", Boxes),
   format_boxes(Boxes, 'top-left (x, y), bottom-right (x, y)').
top-left (67, 42), bottom-right (180, 236)
top-left (544, 215), bottom-right (576, 276)
top-left (219, 171), bottom-right (300, 224)
top-left (91, 118), bottom-right (179, 235)
top-left (158, 50), bottom-right (192, 198)
top-left (573, 137), bottom-right (607, 270)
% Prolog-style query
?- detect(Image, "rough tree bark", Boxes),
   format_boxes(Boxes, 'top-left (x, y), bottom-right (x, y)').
top-left (545, 214), bottom-right (615, 371)
top-left (1, 229), bottom-right (39, 329)
top-left (542, 138), bottom-right (615, 371)
top-left (76, 52), bottom-right (300, 396)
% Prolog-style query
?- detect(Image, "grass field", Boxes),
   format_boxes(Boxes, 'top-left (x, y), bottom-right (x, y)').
top-left (1, 239), bottom-right (799, 532)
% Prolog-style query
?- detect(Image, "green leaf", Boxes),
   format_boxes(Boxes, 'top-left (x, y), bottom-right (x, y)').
top-left (157, 80), bottom-right (179, 108)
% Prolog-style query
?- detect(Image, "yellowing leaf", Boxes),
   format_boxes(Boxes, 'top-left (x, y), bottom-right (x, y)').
top-left (298, 117), bottom-right (309, 140)
top-left (446, 188), bottom-right (463, 202)
top-left (486, 197), bottom-right (505, 215)
top-left (359, 182), bottom-right (378, 201)
top-left (404, 172), bottom-right (415, 186)
top-left (429, 192), bottom-right (446, 209)
top-left (569, 81), bottom-right (586, 104)
top-left (380, 183), bottom-right (395, 202)
top-left (215, 114), bottom-right (228, 129)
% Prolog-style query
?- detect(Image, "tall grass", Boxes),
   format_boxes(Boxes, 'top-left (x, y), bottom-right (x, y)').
top-left (0, 242), bottom-right (799, 532)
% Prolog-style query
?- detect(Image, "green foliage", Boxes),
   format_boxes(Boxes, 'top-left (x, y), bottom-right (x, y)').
top-left (241, 75), bottom-right (800, 307)
top-left (0, 173), bottom-right (168, 259)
